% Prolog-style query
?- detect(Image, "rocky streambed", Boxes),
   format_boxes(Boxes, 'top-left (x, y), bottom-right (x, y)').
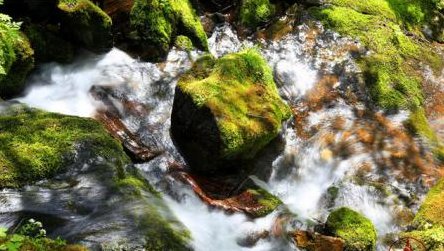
top-left (1, 0), bottom-right (444, 251)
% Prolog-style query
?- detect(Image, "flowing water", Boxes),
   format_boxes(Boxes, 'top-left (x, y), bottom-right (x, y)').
top-left (1, 21), bottom-right (438, 251)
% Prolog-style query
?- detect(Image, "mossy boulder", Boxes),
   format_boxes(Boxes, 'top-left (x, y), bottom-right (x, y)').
top-left (400, 179), bottom-right (444, 250)
top-left (0, 103), bottom-right (129, 188)
top-left (57, 0), bottom-right (112, 52)
top-left (171, 50), bottom-right (292, 173)
top-left (22, 23), bottom-right (74, 64)
top-left (128, 0), bottom-right (208, 61)
top-left (325, 207), bottom-right (377, 251)
top-left (0, 18), bottom-right (34, 98)
top-left (239, 0), bottom-right (276, 29)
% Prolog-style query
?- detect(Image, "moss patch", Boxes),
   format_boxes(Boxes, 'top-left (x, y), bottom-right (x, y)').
top-left (326, 207), bottom-right (377, 251)
top-left (57, 0), bottom-right (112, 52)
top-left (175, 35), bottom-right (194, 51)
top-left (239, 0), bottom-right (275, 29)
top-left (129, 0), bottom-right (208, 61)
top-left (22, 23), bottom-right (74, 63)
top-left (0, 104), bottom-right (129, 188)
top-left (0, 17), bottom-right (34, 98)
top-left (0, 236), bottom-right (89, 251)
top-left (248, 188), bottom-right (282, 217)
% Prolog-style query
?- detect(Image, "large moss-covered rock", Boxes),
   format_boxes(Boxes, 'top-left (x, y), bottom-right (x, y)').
top-left (325, 207), bottom-right (377, 251)
top-left (0, 18), bottom-right (34, 98)
top-left (57, 0), bottom-right (112, 52)
top-left (22, 23), bottom-right (74, 63)
top-left (171, 50), bottom-right (291, 173)
top-left (401, 179), bottom-right (444, 250)
top-left (0, 103), bottom-right (128, 188)
top-left (128, 0), bottom-right (208, 61)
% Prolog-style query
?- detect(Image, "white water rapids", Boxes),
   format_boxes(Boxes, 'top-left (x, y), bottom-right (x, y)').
top-left (7, 22), bottom-right (429, 251)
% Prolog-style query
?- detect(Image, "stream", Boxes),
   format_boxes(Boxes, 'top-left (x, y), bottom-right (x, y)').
top-left (1, 21), bottom-right (438, 251)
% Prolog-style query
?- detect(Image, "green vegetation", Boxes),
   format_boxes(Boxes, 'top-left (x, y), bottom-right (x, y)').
top-left (177, 49), bottom-right (291, 160)
top-left (0, 104), bottom-right (129, 188)
top-left (111, 169), bottom-right (192, 251)
top-left (57, 0), bottom-right (112, 52)
top-left (129, 0), bottom-right (208, 60)
top-left (310, 1), bottom-right (444, 158)
top-left (0, 15), bottom-right (34, 98)
top-left (248, 188), bottom-right (282, 217)
top-left (239, 0), bottom-right (275, 29)
top-left (400, 179), bottom-right (444, 250)
top-left (326, 207), bottom-right (377, 251)
top-left (175, 35), bottom-right (194, 51)
top-left (22, 23), bottom-right (74, 63)
top-left (0, 221), bottom-right (88, 251)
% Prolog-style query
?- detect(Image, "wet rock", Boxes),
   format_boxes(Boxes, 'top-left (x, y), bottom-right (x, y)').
top-left (325, 207), bottom-right (377, 251)
top-left (175, 171), bottom-right (282, 217)
top-left (58, 0), bottom-right (113, 53)
top-left (0, 19), bottom-right (35, 99)
top-left (22, 23), bottom-right (74, 64)
top-left (90, 85), bottom-right (163, 163)
top-left (124, 0), bottom-right (208, 61)
top-left (171, 50), bottom-right (291, 173)
top-left (291, 230), bottom-right (345, 251)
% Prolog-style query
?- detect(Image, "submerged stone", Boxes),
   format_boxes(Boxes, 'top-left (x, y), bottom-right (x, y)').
top-left (325, 207), bottom-right (377, 251)
top-left (127, 0), bottom-right (208, 61)
top-left (0, 19), bottom-right (34, 99)
top-left (58, 0), bottom-right (113, 52)
top-left (171, 50), bottom-right (291, 173)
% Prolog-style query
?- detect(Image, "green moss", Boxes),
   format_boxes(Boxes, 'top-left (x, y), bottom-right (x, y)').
top-left (414, 178), bottom-right (444, 228)
top-left (239, 0), bottom-right (275, 29)
top-left (178, 49), bottom-right (291, 160)
top-left (248, 188), bottom-right (282, 217)
top-left (175, 35), bottom-right (194, 51)
top-left (110, 170), bottom-right (191, 251)
top-left (0, 104), bottom-right (129, 188)
top-left (0, 18), bottom-right (34, 98)
top-left (57, 0), bottom-right (112, 52)
top-left (401, 227), bottom-right (444, 251)
top-left (22, 23), bottom-right (74, 64)
top-left (326, 207), bottom-right (377, 251)
top-left (129, 0), bottom-right (208, 60)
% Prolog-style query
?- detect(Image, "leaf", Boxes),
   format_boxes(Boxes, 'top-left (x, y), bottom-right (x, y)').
top-left (0, 244), bottom-right (7, 251)
top-left (0, 228), bottom-right (6, 238)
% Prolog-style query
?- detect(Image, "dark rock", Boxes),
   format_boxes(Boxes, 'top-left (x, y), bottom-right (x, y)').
top-left (291, 230), bottom-right (345, 251)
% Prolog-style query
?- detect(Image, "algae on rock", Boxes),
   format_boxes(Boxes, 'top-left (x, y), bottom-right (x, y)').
top-left (325, 207), bottom-right (377, 251)
top-left (128, 0), bottom-right (208, 61)
top-left (171, 50), bottom-right (291, 173)
top-left (57, 0), bottom-right (112, 52)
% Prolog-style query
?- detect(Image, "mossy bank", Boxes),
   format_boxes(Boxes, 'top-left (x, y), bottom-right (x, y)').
top-left (0, 103), bottom-right (128, 188)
